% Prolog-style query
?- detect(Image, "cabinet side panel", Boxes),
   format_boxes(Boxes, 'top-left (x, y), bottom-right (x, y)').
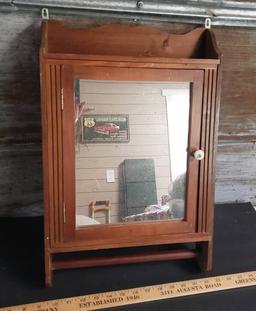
top-left (206, 69), bottom-right (217, 233)
top-left (41, 62), bottom-right (63, 246)
top-left (207, 65), bottom-right (222, 233)
top-left (40, 60), bottom-right (51, 242)
top-left (198, 68), bottom-right (218, 234)
top-left (50, 65), bottom-right (59, 244)
top-left (203, 69), bottom-right (213, 233)
top-left (40, 58), bottom-right (53, 285)
top-left (50, 65), bottom-right (63, 244)
top-left (198, 70), bottom-right (209, 232)
top-left (56, 65), bottom-right (64, 243)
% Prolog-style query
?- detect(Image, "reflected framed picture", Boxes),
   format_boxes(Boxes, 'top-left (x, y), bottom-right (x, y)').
top-left (82, 114), bottom-right (130, 143)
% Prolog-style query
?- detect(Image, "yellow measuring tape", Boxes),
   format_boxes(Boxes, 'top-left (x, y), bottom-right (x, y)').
top-left (1, 271), bottom-right (256, 311)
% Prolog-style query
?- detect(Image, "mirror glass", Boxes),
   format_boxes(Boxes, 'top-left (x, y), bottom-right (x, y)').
top-left (74, 80), bottom-right (190, 227)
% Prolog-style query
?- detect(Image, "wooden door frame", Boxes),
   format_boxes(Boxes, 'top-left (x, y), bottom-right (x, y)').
top-left (61, 63), bottom-right (204, 248)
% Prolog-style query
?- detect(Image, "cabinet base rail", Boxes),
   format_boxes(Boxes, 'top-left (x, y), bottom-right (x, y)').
top-left (52, 249), bottom-right (198, 270)
top-left (45, 241), bottom-right (212, 286)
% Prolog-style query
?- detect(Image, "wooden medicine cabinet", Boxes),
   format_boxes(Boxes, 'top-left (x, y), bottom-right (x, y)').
top-left (40, 21), bottom-right (222, 286)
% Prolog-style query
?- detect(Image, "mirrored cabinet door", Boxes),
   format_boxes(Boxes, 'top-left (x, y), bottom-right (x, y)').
top-left (74, 80), bottom-right (190, 227)
top-left (61, 66), bottom-right (203, 237)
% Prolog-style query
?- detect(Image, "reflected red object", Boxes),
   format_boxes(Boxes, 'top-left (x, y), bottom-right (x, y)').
top-left (95, 123), bottom-right (120, 134)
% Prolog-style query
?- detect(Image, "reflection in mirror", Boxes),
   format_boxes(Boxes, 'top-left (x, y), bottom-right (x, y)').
top-left (74, 80), bottom-right (190, 227)
top-left (164, 87), bottom-right (190, 220)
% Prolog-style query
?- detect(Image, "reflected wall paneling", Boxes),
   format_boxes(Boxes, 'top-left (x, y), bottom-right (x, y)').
top-left (40, 21), bottom-right (221, 286)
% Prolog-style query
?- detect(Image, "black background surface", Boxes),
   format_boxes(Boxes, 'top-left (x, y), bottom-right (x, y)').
top-left (0, 203), bottom-right (256, 310)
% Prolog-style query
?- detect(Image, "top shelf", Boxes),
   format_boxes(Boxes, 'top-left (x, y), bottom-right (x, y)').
top-left (41, 21), bottom-right (221, 63)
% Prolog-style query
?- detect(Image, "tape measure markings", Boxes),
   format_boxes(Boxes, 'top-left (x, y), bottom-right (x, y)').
top-left (1, 271), bottom-right (256, 311)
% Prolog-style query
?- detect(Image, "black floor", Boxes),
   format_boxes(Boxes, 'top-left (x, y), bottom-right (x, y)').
top-left (0, 203), bottom-right (256, 310)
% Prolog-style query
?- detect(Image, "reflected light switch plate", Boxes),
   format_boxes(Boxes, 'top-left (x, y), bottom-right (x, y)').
top-left (106, 169), bottom-right (115, 183)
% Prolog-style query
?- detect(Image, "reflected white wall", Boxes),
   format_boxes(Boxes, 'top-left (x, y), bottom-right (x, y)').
top-left (163, 84), bottom-right (190, 182)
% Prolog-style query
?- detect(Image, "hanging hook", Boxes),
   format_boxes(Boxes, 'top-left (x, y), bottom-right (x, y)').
top-left (42, 8), bottom-right (49, 20)
top-left (204, 18), bottom-right (212, 29)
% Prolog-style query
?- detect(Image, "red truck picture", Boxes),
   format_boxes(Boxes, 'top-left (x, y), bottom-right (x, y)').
top-left (83, 115), bottom-right (129, 143)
